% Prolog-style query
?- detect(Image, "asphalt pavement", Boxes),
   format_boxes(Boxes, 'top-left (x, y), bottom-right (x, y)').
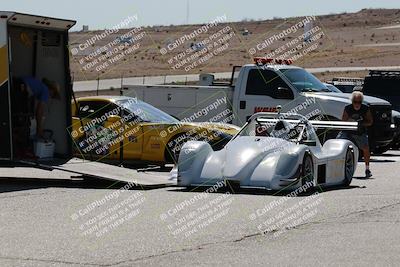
top-left (0, 151), bottom-right (399, 266)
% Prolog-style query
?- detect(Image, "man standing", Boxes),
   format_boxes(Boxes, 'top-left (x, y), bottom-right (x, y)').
top-left (338, 91), bottom-right (373, 178)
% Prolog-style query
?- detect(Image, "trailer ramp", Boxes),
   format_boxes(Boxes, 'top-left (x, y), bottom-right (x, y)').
top-left (1, 158), bottom-right (175, 187)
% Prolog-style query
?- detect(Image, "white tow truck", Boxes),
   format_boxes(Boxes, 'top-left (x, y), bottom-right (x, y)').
top-left (123, 58), bottom-right (394, 153)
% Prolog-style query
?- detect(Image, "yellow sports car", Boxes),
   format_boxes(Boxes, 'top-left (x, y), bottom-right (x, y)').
top-left (70, 96), bottom-right (239, 164)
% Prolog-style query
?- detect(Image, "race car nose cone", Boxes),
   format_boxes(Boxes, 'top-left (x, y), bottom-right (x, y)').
top-left (222, 137), bottom-right (292, 180)
top-left (223, 138), bottom-right (265, 179)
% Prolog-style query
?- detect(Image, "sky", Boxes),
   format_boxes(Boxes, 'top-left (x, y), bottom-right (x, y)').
top-left (3, 0), bottom-right (399, 31)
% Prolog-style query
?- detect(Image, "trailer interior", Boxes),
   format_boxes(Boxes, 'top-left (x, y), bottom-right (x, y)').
top-left (5, 13), bottom-right (75, 160)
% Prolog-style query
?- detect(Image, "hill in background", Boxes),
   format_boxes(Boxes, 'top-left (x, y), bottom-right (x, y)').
top-left (70, 8), bottom-right (400, 81)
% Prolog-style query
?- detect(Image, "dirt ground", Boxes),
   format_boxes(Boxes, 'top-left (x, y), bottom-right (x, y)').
top-left (314, 70), bottom-right (369, 82)
top-left (70, 8), bottom-right (400, 82)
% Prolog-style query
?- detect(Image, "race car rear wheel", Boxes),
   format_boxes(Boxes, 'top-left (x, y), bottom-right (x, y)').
top-left (343, 147), bottom-right (355, 186)
top-left (301, 154), bottom-right (314, 186)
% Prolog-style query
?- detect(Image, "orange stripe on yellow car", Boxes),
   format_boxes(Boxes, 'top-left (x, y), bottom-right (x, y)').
top-left (0, 45), bottom-right (8, 86)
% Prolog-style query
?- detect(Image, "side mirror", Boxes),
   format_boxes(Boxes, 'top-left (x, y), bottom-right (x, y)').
top-left (276, 87), bottom-right (294, 99)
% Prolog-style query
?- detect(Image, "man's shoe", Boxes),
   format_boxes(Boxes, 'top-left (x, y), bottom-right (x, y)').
top-left (365, 169), bottom-right (372, 178)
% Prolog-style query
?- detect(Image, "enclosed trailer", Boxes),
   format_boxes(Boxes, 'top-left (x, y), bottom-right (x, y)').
top-left (0, 11), bottom-right (75, 160)
top-left (0, 12), bottom-right (172, 186)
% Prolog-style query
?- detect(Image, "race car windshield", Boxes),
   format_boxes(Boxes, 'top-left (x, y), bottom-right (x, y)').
top-left (117, 99), bottom-right (179, 123)
top-left (238, 119), bottom-right (300, 139)
top-left (281, 69), bottom-right (330, 92)
top-left (235, 117), bottom-right (317, 143)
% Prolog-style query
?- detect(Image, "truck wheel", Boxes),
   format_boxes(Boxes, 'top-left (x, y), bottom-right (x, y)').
top-left (343, 147), bottom-right (355, 186)
top-left (301, 153), bottom-right (314, 186)
top-left (372, 145), bottom-right (390, 155)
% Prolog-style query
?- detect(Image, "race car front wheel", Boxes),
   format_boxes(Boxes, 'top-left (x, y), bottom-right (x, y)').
top-left (301, 154), bottom-right (314, 186)
top-left (343, 147), bottom-right (355, 186)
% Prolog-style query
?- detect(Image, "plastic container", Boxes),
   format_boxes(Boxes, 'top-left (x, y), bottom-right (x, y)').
top-left (34, 140), bottom-right (55, 159)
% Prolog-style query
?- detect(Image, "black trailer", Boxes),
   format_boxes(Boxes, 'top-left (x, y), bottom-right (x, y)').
top-left (363, 70), bottom-right (400, 149)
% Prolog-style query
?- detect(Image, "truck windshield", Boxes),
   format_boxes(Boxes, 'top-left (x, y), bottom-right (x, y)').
top-left (281, 69), bottom-right (330, 92)
top-left (117, 99), bottom-right (179, 123)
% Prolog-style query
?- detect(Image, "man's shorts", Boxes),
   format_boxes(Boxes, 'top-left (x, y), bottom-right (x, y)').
top-left (337, 131), bottom-right (369, 149)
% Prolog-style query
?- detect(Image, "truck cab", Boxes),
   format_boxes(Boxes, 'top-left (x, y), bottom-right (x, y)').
top-left (231, 60), bottom-right (393, 153)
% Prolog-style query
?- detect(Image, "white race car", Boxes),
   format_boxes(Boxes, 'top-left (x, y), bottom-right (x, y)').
top-left (177, 113), bottom-right (359, 191)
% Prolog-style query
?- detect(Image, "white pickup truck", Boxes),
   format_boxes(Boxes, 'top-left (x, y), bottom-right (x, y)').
top-left (122, 59), bottom-right (393, 153)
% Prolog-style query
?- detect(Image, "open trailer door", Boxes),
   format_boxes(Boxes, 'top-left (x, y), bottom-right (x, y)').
top-left (0, 73), bottom-right (12, 160)
top-left (0, 12), bottom-right (12, 159)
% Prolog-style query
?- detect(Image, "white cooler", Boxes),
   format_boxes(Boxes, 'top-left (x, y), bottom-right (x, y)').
top-left (34, 140), bottom-right (55, 159)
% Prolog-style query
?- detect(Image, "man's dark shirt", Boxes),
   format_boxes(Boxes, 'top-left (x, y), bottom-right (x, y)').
top-left (344, 104), bottom-right (370, 135)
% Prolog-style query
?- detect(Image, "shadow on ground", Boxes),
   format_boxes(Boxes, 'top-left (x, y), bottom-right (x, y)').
top-left (168, 184), bottom-right (364, 196)
top-left (0, 177), bottom-right (170, 194)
